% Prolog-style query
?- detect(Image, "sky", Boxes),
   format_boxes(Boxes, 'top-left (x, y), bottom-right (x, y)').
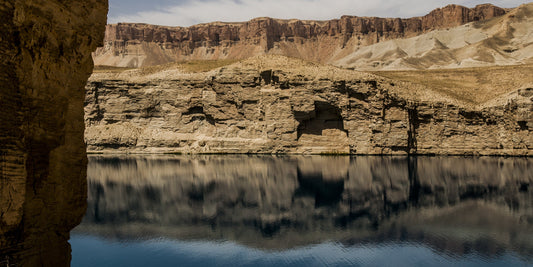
top-left (108, 0), bottom-right (530, 26)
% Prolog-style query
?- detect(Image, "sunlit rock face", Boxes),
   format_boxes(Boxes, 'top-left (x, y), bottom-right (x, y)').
top-left (0, 0), bottom-right (107, 266)
top-left (77, 156), bottom-right (533, 255)
top-left (84, 56), bottom-right (532, 155)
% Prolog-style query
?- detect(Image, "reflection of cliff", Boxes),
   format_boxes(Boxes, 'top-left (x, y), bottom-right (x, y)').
top-left (0, 0), bottom-right (107, 266)
top-left (77, 156), bottom-right (533, 257)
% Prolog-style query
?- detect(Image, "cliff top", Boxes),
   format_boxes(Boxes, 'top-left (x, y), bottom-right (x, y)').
top-left (89, 55), bottom-right (466, 107)
top-left (374, 63), bottom-right (533, 106)
top-left (109, 3), bottom-right (505, 29)
top-left (91, 54), bottom-right (533, 109)
top-left (91, 55), bottom-right (370, 80)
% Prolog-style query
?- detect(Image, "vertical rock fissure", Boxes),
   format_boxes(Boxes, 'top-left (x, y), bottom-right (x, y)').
top-left (407, 106), bottom-right (419, 154)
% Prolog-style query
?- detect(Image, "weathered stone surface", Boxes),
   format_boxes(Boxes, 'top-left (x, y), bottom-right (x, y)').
top-left (85, 56), bottom-right (532, 156)
top-left (0, 0), bottom-right (107, 266)
top-left (75, 155), bottom-right (533, 253)
top-left (93, 4), bottom-right (507, 68)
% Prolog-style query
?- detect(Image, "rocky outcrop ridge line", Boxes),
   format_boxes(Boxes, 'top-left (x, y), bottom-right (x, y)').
top-left (0, 0), bottom-right (108, 266)
top-left (94, 4), bottom-right (507, 67)
top-left (84, 56), bottom-right (532, 155)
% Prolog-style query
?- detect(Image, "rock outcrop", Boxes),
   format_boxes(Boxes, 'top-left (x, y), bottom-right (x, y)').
top-left (75, 155), bottom-right (533, 254)
top-left (85, 56), bottom-right (532, 155)
top-left (93, 4), bottom-right (508, 68)
top-left (0, 0), bottom-right (107, 266)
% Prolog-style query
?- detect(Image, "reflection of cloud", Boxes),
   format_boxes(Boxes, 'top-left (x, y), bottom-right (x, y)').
top-left (109, 0), bottom-right (527, 27)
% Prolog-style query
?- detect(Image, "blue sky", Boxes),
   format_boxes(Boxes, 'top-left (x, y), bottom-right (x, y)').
top-left (108, 0), bottom-right (530, 26)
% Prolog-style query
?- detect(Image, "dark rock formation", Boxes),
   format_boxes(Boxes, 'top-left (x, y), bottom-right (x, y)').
top-left (0, 0), bottom-right (107, 266)
top-left (93, 4), bottom-right (507, 67)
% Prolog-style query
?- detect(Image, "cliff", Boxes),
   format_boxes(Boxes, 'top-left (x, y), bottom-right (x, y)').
top-left (75, 155), bottom-right (533, 254)
top-left (84, 56), bottom-right (532, 155)
top-left (336, 3), bottom-right (533, 69)
top-left (0, 0), bottom-right (107, 266)
top-left (93, 4), bottom-right (508, 68)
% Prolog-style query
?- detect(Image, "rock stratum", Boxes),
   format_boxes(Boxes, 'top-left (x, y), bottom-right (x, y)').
top-left (85, 56), bottom-right (532, 155)
top-left (0, 0), bottom-right (107, 266)
top-left (92, 3), bottom-right (533, 69)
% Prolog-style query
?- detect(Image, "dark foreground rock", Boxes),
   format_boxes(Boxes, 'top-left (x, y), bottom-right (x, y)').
top-left (0, 1), bottom-right (107, 266)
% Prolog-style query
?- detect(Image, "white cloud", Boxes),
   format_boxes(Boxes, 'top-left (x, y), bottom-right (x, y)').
top-left (110, 0), bottom-right (530, 26)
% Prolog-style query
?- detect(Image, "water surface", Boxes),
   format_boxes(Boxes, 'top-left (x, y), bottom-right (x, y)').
top-left (71, 155), bottom-right (533, 266)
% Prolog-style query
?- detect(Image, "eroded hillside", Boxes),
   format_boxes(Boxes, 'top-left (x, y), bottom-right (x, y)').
top-left (339, 3), bottom-right (533, 69)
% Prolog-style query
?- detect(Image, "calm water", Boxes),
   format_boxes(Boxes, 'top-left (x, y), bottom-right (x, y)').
top-left (71, 155), bottom-right (533, 266)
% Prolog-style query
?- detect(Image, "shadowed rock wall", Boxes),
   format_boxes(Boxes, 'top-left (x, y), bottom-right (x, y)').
top-left (0, 0), bottom-right (107, 266)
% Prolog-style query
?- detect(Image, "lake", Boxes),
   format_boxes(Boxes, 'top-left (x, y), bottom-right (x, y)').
top-left (71, 155), bottom-right (533, 266)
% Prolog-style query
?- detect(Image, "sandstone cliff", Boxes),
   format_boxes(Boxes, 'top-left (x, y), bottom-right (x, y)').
top-left (0, 0), bottom-right (107, 266)
top-left (84, 56), bottom-right (532, 155)
top-left (93, 4), bottom-right (508, 68)
top-left (75, 155), bottom-right (533, 254)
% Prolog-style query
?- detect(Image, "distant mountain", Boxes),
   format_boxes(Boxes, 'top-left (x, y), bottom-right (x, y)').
top-left (93, 3), bottom-right (517, 69)
top-left (336, 2), bottom-right (533, 70)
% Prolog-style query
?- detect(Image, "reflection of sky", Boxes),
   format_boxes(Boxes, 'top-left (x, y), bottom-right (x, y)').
top-left (107, 0), bottom-right (530, 27)
top-left (71, 235), bottom-right (529, 267)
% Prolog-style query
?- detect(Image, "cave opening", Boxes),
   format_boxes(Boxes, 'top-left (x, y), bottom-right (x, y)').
top-left (183, 106), bottom-right (216, 125)
top-left (294, 101), bottom-right (347, 138)
top-left (259, 70), bottom-right (279, 85)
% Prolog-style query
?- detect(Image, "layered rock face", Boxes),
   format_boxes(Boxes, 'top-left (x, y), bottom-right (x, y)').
top-left (93, 4), bottom-right (507, 67)
top-left (85, 56), bottom-right (532, 155)
top-left (0, 0), bottom-right (107, 266)
top-left (76, 155), bottom-right (533, 253)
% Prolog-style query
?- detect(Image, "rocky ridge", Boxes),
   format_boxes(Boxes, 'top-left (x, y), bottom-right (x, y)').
top-left (93, 4), bottom-right (508, 68)
top-left (0, 0), bottom-right (107, 266)
top-left (85, 55), bottom-right (532, 155)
